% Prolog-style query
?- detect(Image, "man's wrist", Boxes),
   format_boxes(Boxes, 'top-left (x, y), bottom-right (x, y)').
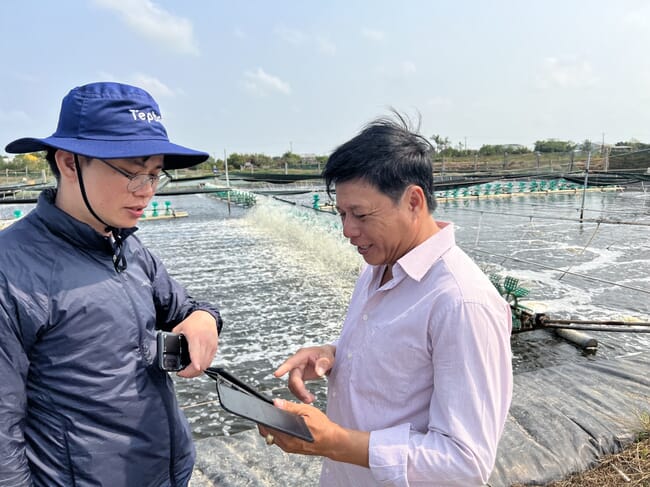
top-left (328, 427), bottom-right (370, 468)
top-left (196, 309), bottom-right (223, 334)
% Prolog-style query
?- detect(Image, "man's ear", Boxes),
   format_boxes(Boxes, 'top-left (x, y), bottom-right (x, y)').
top-left (406, 185), bottom-right (427, 213)
top-left (55, 150), bottom-right (77, 180)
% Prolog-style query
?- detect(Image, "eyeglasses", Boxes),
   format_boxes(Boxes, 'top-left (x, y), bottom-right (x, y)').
top-left (95, 158), bottom-right (169, 192)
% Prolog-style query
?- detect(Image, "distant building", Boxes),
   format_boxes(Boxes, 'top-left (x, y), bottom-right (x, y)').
top-left (299, 153), bottom-right (318, 163)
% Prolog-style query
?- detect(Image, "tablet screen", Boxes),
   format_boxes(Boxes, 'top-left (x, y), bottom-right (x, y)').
top-left (216, 380), bottom-right (314, 442)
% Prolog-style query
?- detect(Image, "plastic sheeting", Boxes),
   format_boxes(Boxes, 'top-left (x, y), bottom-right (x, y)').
top-left (489, 351), bottom-right (649, 486)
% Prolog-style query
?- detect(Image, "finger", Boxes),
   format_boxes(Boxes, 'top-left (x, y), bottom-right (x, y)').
top-left (178, 348), bottom-right (203, 377)
top-left (274, 354), bottom-right (302, 378)
top-left (288, 368), bottom-right (315, 404)
top-left (274, 398), bottom-right (290, 410)
top-left (185, 333), bottom-right (217, 372)
top-left (195, 341), bottom-right (217, 371)
top-left (176, 365), bottom-right (200, 378)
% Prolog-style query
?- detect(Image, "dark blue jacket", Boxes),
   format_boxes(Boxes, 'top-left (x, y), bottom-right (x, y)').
top-left (0, 190), bottom-right (222, 486)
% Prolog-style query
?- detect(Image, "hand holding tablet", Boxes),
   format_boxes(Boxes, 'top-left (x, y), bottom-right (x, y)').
top-left (204, 367), bottom-right (314, 443)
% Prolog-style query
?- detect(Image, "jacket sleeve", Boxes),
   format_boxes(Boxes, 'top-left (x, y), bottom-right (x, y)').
top-left (0, 278), bottom-right (33, 485)
top-left (148, 251), bottom-right (223, 334)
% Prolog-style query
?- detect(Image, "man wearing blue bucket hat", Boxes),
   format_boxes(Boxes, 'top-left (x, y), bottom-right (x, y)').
top-left (0, 82), bottom-right (223, 486)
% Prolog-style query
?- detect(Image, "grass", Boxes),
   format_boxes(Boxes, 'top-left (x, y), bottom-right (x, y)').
top-left (512, 408), bottom-right (650, 486)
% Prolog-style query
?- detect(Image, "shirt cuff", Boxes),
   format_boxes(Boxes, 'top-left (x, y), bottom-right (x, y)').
top-left (368, 423), bottom-right (410, 487)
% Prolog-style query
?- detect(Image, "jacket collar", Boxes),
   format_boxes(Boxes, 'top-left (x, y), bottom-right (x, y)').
top-left (35, 188), bottom-right (137, 252)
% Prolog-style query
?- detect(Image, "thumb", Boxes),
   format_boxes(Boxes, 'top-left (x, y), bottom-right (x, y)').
top-left (313, 357), bottom-right (332, 377)
top-left (274, 398), bottom-right (303, 414)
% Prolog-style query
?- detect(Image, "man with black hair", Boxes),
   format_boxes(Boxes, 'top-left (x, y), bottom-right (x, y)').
top-left (0, 82), bottom-right (223, 486)
top-left (261, 113), bottom-right (512, 486)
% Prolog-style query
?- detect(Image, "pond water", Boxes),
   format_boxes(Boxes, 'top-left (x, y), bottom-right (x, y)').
top-left (137, 186), bottom-right (649, 438)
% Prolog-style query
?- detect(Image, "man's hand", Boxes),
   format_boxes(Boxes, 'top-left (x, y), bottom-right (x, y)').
top-left (258, 399), bottom-right (369, 467)
top-left (274, 345), bottom-right (336, 403)
top-left (172, 310), bottom-right (218, 378)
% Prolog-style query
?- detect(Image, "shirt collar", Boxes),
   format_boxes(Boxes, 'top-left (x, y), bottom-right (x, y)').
top-left (395, 221), bottom-right (455, 282)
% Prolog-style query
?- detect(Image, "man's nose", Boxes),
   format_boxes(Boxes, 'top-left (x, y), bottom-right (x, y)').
top-left (342, 216), bottom-right (360, 239)
top-left (133, 180), bottom-right (156, 197)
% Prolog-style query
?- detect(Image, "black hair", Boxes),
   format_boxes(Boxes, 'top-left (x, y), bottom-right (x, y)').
top-left (45, 148), bottom-right (61, 180)
top-left (46, 149), bottom-right (99, 182)
top-left (322, 110), bottom-right (437, 212)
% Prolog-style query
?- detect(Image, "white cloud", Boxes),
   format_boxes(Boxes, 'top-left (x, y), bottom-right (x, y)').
top-left (622, 4), bottom-right (650, 28)
top-left (274, 28), bottom-right (336, 57)
top-left (244, 68), bottom-right (291, 96)
top-left (401, 61), bottom-right (417, 76)
top-left (93, 0), bottom-right (199, 55)
top-left (275, 26), bottom-right (306, 45)
top-left (94, 71), bottom-right (176, 98)
top-left (537, 57), bottom-right (598, 89)
top-left (128, 74), bottom-right (176, 98)
top-left (361, 28), bottom-right (385, 42)
top-left (317, 37), bottom-right (337, 56)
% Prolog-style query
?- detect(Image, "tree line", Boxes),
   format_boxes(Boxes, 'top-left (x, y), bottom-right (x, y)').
top-left (0, 151), bottom-right (329, 174)
top-left (2, 138), bottom-right (648, 174)
top-left (429, 134), bottom-right (650, 159)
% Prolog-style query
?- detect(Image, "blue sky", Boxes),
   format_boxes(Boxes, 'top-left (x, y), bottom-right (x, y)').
top-left (2, 0), bottom-right (650, 158)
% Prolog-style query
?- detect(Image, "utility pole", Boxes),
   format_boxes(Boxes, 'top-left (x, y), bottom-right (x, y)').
top-left (223, 149), bottom-right (230, 187)
top-left (579, 151), bottom-right (591, 222)
top-left (224, 149), bottom-right (231, 215)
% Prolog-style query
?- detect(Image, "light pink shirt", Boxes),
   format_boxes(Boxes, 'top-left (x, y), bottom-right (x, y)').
top-left (321, 222), bottom-right (513, 486)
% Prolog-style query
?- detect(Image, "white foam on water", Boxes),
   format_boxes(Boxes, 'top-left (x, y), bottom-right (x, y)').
top-left (243, 196), bottom-right (362, 294)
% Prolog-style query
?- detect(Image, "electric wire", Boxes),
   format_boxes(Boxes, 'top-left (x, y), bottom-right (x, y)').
top-left (180, 399), bottom-right (219, 410)
top-left (518, 200), bottom-right (648, 216)
top-left (440, 205), bottom-right (650, 226)
top-left (557, 222), bottom-right (600, 280)
top-left (470, 247), bottom-right (650, 295)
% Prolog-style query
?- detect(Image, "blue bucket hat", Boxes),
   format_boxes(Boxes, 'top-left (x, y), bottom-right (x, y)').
top-left (4, 82), bottom-right (209, 170)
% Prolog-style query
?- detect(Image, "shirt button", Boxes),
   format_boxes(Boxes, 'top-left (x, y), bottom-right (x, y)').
top-left (362, 314), bottom-right (368, 321)
top-left (347, 352), bottom-right (352, 359)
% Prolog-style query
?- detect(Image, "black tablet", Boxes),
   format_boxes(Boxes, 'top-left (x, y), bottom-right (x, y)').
top-left (206, 367), bottom-right (314, 443)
